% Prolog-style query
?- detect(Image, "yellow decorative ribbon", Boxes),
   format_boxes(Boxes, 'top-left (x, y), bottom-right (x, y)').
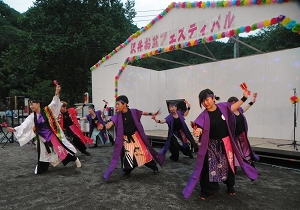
top-left (44, 106), bottom-right (63, 141)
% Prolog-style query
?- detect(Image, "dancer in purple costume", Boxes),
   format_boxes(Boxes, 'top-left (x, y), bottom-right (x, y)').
top-left (182, 88), bottom-right (259, 200)
top-left (154, 100), bottom-right (197, 161)
top-left (80, 104), bottom-right (109, 147)
top-left (227, 94), bottom-right (259, 168)
top-left (99, 95), bottom-right (165, 180)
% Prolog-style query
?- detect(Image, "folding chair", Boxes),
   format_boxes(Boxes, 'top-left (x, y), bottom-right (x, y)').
top-left (0, 125), bottom-right (12, 148)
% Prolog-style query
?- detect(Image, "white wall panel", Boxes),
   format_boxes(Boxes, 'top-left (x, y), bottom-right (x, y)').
top-left (115, 48), bottom-right (300, 141)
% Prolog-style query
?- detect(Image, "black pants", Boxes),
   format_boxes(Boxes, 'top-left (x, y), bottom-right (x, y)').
top-left (36, 161), bottom-right (50, 174)
top-left (123, 159), bottom-right (158, 174)
top-left (200, 154), bottom-right (235, 197)
top-left (65, 129), bottom-right (87, 153)
top-left (72, 135), bottom-right (87, 153)
top-left (62, 153), bottom-right (77, 165)
top-left (169, 136), bottom-right (192, 161)
top-left (36, 131), bottom-right (78, 174)
top-left (121, 147), bottom-right (158, 174)
top-left (108, 132), bottom-right (115, 146)
top-left (36, 154), bottom-right (76, 174)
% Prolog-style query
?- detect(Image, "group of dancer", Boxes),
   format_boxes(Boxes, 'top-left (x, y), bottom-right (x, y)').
top-left (6, 84), bottom-right (259, 200)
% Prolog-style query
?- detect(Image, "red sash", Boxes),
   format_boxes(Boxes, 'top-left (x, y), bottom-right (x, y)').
top-left (60, 108), bottom-right (93, 145)
top-left (222, 136), bottom-right (235, 173)
top-left (69, 124), bottom-right (93, 145)
top-left (50, 135), bottom-right (68, 160)
top-left (179, 130), bottom-right (188, 143)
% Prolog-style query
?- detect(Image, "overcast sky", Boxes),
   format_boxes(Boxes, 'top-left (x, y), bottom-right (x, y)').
top-left (2, 0), bottom-right (173, 28)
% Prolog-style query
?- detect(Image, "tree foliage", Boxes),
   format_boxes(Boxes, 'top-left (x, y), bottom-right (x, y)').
top-left (0, 1), bottom-right (299, 110)
top-left (0, 0), bottom-right (138, 108)
top-left (132, 24), bottom-right (300, 70)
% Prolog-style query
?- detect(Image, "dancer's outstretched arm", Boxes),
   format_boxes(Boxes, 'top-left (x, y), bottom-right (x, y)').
top-left (183, 100), bottom-right (191, 117)
top-left (231, 90), bottom-right (250, 112)
top-left (98, 121), bottom-right (114, 130)
top-left (76, 100), bottom-right (87, 111)
top-left (243, 95), bottom-right (257, 113)
top-left (154, 118), bottom-right (166, 124)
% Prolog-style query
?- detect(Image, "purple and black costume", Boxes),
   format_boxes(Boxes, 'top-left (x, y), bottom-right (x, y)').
top-left (233, 107), bottom-right (259, 166)
top-left (86, 110), bottom-right (108, 144)
top-left (161, 110), bottom-right (197, 160)
top-left (103, 108), bottom-right (165, 180)
top-left (182, 102), bottom-right (259, 199)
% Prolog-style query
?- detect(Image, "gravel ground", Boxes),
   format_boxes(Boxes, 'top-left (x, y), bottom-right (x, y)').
top-left (0, 135), bottom-right (299, 210)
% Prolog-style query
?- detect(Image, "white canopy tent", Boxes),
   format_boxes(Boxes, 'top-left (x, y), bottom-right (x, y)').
top-left (90, 1), bottom-right (300, 140)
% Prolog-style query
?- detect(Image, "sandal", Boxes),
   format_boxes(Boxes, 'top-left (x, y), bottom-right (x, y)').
top-left (227, 186), bottom-right (236, 196)
top-left (199, 195), bottom-right (213, 201)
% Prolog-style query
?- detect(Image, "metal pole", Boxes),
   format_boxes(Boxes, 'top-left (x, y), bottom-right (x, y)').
top-left (293, 88), bottom-right (297, 150)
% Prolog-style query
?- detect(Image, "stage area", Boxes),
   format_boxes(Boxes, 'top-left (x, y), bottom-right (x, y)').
top-left (145, 129), bottom-right (300, 165)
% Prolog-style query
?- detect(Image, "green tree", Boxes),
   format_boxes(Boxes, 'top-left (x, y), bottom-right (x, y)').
top-left (0, 0), bottom-right (138, 106)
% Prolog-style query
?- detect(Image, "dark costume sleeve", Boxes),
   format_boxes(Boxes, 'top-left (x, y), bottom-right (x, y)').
top-left (86, 114), bottom-right (93, 137)
top-left (103, 113), bottom-right (123, 180)
top-left (238, 107), bottom-right (259, 162)
top-left (95, 110), bottom-right (107, 141)
top-left (182, 111), bottom-right (209, 199)
top-left (214, 103), bottom-right (259, 180)
top-left (159, 114), bottom-right (172, 155)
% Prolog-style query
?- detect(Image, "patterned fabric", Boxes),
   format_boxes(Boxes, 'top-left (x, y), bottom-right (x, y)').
top-left (222, 136), bottom-right (234, 173)
top-left (234, 132), bottom-right (252, 165)
top-left (122, 131), bottom-right (153, 169)
top-left (103, 109), bottom-right (165, 180)
top-left (44, 106), bottom-right (63, 142)
top-left (37, 110), bottom-right (70, 161)
top-left (49, 134), bottom-right (68, 160)
top-left (183, 103), bottom-right (259, 199)
top-left (91, 128), bottom-right (110, 145)
top-left (207, 138), bottom-right (229, 182)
